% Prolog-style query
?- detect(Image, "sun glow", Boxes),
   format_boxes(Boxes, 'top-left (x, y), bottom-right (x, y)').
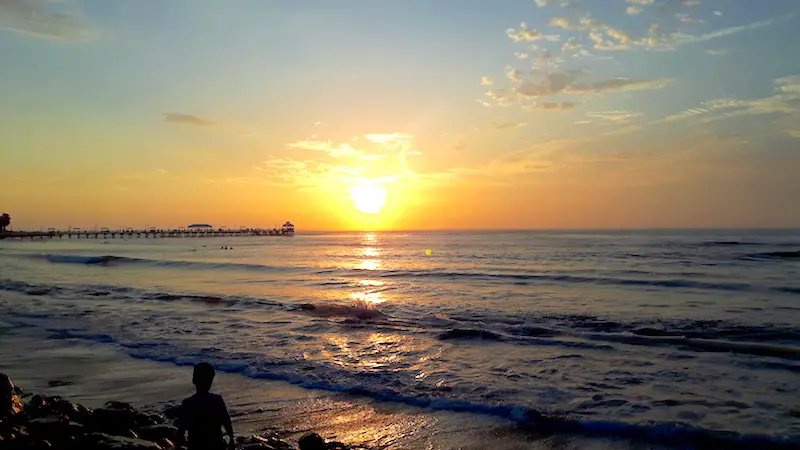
top-left (350, 182), bottom-right (387, 214)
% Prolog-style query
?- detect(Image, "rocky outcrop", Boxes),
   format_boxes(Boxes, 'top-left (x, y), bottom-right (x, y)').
top-left (1, 373), bottom-right (24, 421)
top-left (0, 373), bottom-right (360, 450)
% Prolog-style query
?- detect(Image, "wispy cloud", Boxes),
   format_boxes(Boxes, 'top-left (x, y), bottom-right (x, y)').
top-left (506, 23), bottom-right (560, 42)
top-left (269, 131), bottom-right (422, 188)
top-left (164, 113), bottom-right (215, 127)
top-left (523, 102), bottom-right (578, 111)
top-left (364, 133), bottom-right (414, 145)
top-left (493, 118), bottom-right (526, 130)
top-left (586, 110), bottom-right (643, 124)
top-left (652, 76), bottom-right (800, 125)
top-left (677, 13), bottom-right (707, 24)
top-left (674, 17), bottom-right (781, 44)
top-left (626, 6), bottom-right (643, 16)
top-left (0, 0), bottom-right (94, 42)
top-left (706, 48), bottom-right (728, 55)
top-left (487, 67), bottom-right (672, 108)
top-left (564, 77), bottom-right (674, 95)
top-left (286, 140), bottom-right (360, 159)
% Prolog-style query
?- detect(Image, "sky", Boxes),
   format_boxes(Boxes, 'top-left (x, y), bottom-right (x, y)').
top-left (1, 0), bottom-right (799, 231)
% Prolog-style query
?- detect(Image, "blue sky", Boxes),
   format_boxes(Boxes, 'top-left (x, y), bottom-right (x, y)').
top-left (1, 0), bottom-right (799, 229)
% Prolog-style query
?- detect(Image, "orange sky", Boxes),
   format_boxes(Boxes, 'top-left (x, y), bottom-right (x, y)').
top-left (1, 0), bottom-right (799, 231)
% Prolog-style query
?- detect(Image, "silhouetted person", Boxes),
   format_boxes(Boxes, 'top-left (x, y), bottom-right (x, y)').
top-left (177, 363), bottom-right (234, 450)
top-left (298, 433), bottom-right (326, 450)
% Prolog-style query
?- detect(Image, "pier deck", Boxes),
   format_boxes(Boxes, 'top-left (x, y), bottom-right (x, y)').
top-left (0, 228), bottom-right (294, 240)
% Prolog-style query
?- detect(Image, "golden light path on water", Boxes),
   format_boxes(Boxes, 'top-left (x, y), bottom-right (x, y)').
top-left (353, 233), bottom-right (386, 304)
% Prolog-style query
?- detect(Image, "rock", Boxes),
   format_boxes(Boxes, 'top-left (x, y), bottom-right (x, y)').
top-left (25, 417), bottom-right (85, 449)
top-left (298, 433), bottom-right (326, 450)
top-left (27, 395), bottom-right (92, 424)
top-left (1, 373), bottom-right (25, 420)
top-left (162, 405), bottom-right (182, 421)
top-left (28, 416), bottom-right (84, 432)
top-left (158, 437), bottom-right (175, 449)
top-left (0, 425), bottom-right (34, 449)
top-left (91, 408), bottom-right (134, 433)
top-left (80, 432), bottom-right (163, 450)
top-left (125, 430), bottom-right (141, 439)
top-left (136, 424), bottom-right (179, 443)
top-left (325, 441), bottom-right (349, 449)
top-left (1, 425), bottom-right (30, 439)
top-left (105, 401), bottom-right (136, 411)
top-left (92, 404), bottom-right (153, 434)
top-left (146, 414), bottom-right (166, 425)
top-left (270, 437), bottom-right (292, 449)
top-left (242, 444), bottom-right (267, 450)
top-left (249, 434), bottom-right (291, 449)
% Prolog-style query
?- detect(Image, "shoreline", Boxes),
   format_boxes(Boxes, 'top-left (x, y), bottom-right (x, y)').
top-left (0, 324), bottom-right (591, 450)
top-left (1, 372), bottom-right (359, 450)
top-left (3, 324), bottom-right (800, 449)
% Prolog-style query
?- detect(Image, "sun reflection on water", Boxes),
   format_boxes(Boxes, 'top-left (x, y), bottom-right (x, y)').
top-left (350, 232), bottom-right (389, 303)
top-left (358, 259), bottom-right (380, 271)
top-left (361, 247), bottom-right (379, 257)
top-left (350, 290), bottom-right (386, 304)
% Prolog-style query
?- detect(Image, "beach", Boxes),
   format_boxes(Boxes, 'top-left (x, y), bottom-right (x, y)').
top-left (1, 230), bottom-right (799, 448)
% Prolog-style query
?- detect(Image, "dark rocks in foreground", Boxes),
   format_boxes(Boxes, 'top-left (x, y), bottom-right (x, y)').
top-left (0, 373), bottom-right (360, 450)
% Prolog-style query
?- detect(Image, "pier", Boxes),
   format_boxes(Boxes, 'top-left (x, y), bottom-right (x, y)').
top-left (0, 222), bottom-right (295, 240)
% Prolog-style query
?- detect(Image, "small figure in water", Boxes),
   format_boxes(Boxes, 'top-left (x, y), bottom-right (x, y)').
top-left (176, 362), bottom-right (234, 450)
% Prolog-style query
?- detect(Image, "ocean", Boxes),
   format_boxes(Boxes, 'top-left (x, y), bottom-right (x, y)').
top-left (1, 230), bottom-right (799, 449)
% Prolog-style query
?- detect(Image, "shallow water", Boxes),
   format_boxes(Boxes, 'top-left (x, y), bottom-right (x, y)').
top-left (1, 230), bottom-right (799, 447)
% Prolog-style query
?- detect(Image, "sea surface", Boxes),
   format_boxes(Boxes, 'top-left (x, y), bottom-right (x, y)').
top-left (1, 230), bottom-right (799, 448)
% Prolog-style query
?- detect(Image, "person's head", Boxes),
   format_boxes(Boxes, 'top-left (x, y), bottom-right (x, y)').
top-left (192, 362), bottom-right (215, 393)
top-left (298, 433), bottom-right (326, 450)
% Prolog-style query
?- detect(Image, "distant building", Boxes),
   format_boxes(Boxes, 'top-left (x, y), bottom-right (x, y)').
top-left (281, 222), bottom-right (295, 235)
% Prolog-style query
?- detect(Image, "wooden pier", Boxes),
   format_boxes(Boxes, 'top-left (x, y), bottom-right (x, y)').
top-left (0, 223), bottom-right (295, 240)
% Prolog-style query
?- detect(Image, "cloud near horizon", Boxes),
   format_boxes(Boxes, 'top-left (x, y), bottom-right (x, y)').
top-left (269, 131), bottom-right (423, 190)
top-left (164, 113), bottom-right (215, 127)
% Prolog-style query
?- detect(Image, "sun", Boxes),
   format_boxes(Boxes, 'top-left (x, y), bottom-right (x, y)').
top-left (350, 182), bottom-right (387, 214)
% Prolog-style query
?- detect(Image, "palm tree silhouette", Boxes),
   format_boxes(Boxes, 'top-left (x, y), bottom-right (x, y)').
top-left (0, 213), bottom-right (10, 232)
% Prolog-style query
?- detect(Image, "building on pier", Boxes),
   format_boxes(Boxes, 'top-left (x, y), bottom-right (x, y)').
top-left (281, 222), bottom-right (295, 236)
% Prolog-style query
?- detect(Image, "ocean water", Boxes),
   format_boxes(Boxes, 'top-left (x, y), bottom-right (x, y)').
top-left (1, 230), bottom-right (799, 448)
